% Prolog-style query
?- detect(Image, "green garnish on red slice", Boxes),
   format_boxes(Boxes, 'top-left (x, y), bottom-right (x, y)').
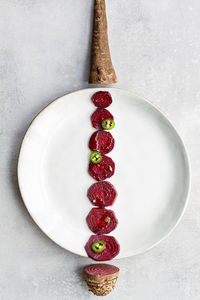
top-left (109, 165), bottom-right (113, 172)
top-left (104, 217), bottom-right (110, 223)
top-left (91, 240), bottom-right (106, 253)
top-left (102, 119), bottom-right (115, 130)
top-left (90, 152), bottom-right (102, 164)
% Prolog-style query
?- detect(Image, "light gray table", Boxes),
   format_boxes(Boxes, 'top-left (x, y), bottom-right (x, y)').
top-left (0, 1), bottom-right (199, 299)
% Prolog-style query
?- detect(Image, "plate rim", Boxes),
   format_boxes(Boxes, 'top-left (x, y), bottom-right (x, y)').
top-left (17, 87), bottom-right (191, 258)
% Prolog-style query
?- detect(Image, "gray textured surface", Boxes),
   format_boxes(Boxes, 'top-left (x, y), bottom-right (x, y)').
top-left (0, 0), bottom-right (200, 299)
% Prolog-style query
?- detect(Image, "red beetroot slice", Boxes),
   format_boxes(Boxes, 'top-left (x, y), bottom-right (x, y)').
top-left (86, 208), bottom-right (118, 234)
top-left (83, 264), bottom-right (119, 276)
top-left (92, 91), bottom-right (112, 108)
top-left (87, 181), bottom-right (117, 207)
top-left (89, 156), bottom-right (115, 181)
top-left (91, 108), bottom-right (114, 130)
top-left (85, 235), bottom-right (120, 261)
top-left (89, 131), bottom-right (114, 155)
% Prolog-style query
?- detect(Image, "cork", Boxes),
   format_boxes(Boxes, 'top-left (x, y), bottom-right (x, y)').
top-left (89, 0), bottom-right (117, 84)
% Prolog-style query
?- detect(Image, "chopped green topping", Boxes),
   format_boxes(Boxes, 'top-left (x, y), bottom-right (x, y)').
top-left (109, 165), bottom-right (113, 172)
top-left (105, 217), bottom-right (110, 223)
top-left (91, 240), bottom-right (105, 253)
top-left (102, 119), bottom-right (115, 130)
top-left (90, 152), bottom-right (102, 164)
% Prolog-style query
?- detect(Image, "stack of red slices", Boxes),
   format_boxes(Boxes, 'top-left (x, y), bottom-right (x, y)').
top-left (85, 91), bottom-right (120, 261)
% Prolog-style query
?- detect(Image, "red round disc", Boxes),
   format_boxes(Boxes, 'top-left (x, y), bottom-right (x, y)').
top-left (91, 108), bottom-right (114, 130)
top-left (83, 264), bottom-right (119, 276)
top-left (87, 181), bottom-right (117, 207)
top-left (91, 91), bottom-right (112, 108)
top-left (85, 235), bottom-right (120, 261)
top-left (88, 156), bottom-right (115, 181)
top-left (86, 208), bottom-right (118, 234)
top-left (89, 131), bottom-right (114, 155)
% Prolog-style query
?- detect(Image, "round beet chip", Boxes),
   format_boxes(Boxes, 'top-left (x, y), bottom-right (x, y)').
top-left (87, 181), bottom-right (117, 207)
top-left (91, 108), bottom-right (114, 130)
top-left (92, 91), bottom-right (112, 108)
top-left (83, 264), bottom-right (119, 277)
top-left (86, 208), bottom-right (118, 234)
top-left (88, 156), bottom-right (115, 181)
top-left (89, 131), bottom-right (114, 155)
top-left (85, 235), bottom-right (120, 261)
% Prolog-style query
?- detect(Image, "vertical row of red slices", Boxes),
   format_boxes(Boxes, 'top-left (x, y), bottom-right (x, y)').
top-left (85, 91), bottom-right (120, 261)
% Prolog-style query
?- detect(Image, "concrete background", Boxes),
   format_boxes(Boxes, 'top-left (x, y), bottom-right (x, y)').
top-left (0, 0), bottom-right (200, 299)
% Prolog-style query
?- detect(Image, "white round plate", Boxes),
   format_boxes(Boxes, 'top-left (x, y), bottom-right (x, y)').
top-left (18, 88), bottom-right (190, 259)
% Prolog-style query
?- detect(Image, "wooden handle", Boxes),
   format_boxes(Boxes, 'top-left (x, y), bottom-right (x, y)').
top-left (89, 0), bottom-right (117, 84)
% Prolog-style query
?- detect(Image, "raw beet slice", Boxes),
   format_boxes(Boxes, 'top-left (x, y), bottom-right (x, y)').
top-left (89, 131), bottom-right (114, 155)
top-left (85, 235), bottom-right (120, 261)
top-left (91, 108), bottom-right (114, 130)
top-left (86, 208), bottom-right (118, 234)
top-left (89, 156), bottom-right (115, 181)
top-left (92, 91), bottom-right (112, 108)
top-left (87, 181), bottom-right (117, 207)
top-left (83, 264), bottom-right (119, 277)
